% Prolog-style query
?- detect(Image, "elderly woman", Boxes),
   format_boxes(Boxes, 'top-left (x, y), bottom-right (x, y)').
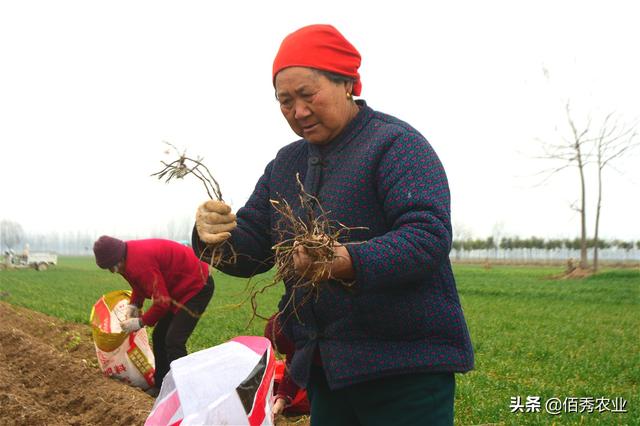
top-left (193, 24), bottom-right (473, 425)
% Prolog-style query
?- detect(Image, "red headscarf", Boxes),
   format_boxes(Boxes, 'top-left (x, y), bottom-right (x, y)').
top-left (272, 24), bottom-right (362, 96)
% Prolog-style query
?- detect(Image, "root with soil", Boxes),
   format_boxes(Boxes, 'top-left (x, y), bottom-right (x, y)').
top-left (253, 174), bottom-right (366, 329)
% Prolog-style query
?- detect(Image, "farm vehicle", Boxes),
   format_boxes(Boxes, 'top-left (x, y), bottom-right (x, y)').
top-left (3, 250), bottom-right (57, 271)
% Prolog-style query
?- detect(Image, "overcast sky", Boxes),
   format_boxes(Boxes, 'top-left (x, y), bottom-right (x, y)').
top-left (1, 0), bottom-right (639, 242)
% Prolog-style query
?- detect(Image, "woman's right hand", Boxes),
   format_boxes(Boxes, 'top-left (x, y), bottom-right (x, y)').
top-left (195, 200), bottom-right (237, 245)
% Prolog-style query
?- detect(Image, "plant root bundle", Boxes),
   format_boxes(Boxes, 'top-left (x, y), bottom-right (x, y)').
top-left (250, 173), bottom-right (366, 327)
top-left (151, 141), bottom-right (236, 267)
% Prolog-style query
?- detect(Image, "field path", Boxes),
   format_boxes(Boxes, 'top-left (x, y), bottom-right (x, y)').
top-left (0, 301), bottom-right (153, 425)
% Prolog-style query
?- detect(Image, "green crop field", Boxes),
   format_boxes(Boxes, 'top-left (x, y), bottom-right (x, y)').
top-left (0, 257), bottom-right (638, 425)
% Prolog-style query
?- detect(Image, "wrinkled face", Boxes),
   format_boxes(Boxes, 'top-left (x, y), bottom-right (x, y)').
top-left (275, 67), bottom-right (354, 145)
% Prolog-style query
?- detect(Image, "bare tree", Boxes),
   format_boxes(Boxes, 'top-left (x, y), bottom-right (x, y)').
top-left (536, 102), bottom-right (592, 269)
top-left (593, 114), bottom-right (638, 272)
top-left (0, 220), bottom-right (25, 251)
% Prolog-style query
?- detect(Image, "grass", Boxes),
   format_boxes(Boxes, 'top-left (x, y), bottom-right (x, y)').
top-left (455, 265), bottom-right (639, 425)
top-left (0, 256), bottom-right (281, 341)
top-left (0, 258), bottom-right (638, 425)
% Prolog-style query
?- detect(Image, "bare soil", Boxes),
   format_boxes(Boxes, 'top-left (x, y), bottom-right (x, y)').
top-left (0, 301), bottom-right (309, 426)
top-left (558, 266), bottom-right (595, 279)
top-left (0, 301), bottom-right (153, 425)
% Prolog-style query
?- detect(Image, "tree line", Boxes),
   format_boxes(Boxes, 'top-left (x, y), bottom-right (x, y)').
top-left (452, 236), bottom-right (639, 252)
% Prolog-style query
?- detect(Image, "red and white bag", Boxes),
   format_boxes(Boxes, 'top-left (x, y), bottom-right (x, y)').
top-left (146, 336), bottom-right (275, 426)
top-left (90, 290), bottom-right (155, 390)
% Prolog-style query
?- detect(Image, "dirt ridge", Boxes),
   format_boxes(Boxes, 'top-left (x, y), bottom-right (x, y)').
top-left (0, 302), bottom-right (153, 426)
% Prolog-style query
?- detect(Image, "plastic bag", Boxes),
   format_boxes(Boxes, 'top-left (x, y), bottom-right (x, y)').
top-left (146, 336), bottom-right (275, 426)
top-left (90, 290), bottom-right (155, 390)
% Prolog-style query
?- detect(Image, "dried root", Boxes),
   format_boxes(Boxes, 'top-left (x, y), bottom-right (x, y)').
top-left (152, 141), bottom-right (223, 201)
top-left (250, 173), bottom-right (366, 326)
top-left (151, 141), bottom-right (236, 267)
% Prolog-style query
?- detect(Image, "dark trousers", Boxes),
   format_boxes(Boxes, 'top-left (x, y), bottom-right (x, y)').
top-left (152, 276), bottom-right (214, 388)
top-left (306, 366), bottom-right (455, 426)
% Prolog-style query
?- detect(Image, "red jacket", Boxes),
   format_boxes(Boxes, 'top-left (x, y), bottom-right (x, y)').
top-left (122, 239), bottom-right (209, 326)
